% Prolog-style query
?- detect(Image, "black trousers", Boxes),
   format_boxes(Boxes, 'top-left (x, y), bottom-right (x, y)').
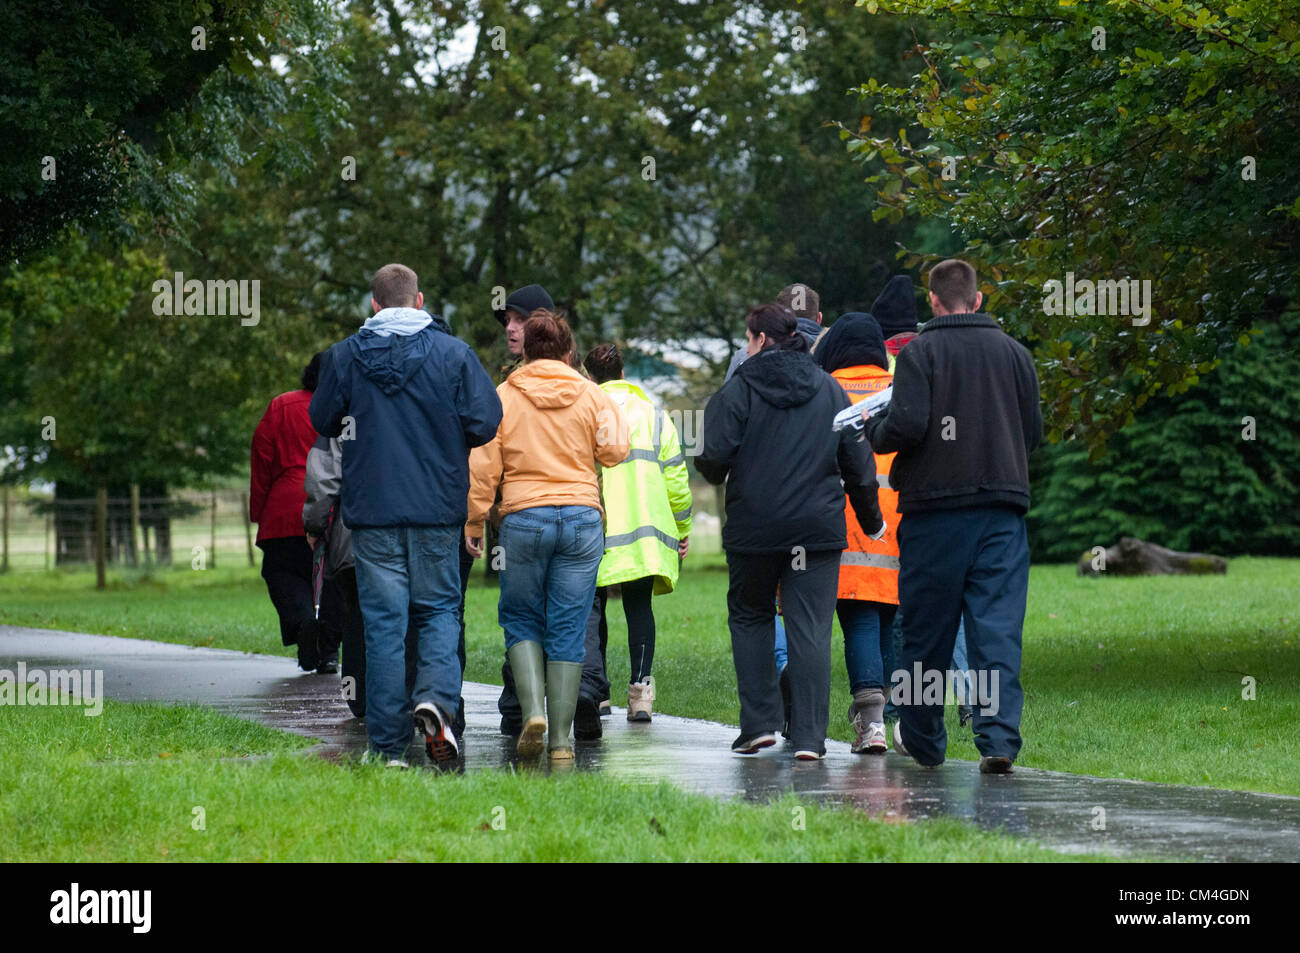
top-left (726, 548), bottom-right (840, 754)
top-left (259, 536), bottom-right (343, 658)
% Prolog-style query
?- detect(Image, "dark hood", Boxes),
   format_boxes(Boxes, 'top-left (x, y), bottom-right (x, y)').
top-left (871, 275), bottom-right (919, 338)
top-left (815, 312), bottom-right (887, 373)
top-left (734, 347), bottom-right (824, 409)
top-left (353, 317), bottom-right (450, 395)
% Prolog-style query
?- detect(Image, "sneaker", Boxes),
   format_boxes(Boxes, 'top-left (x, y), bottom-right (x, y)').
top-left (892, 720), bottom-right (910, 758)
top-left (574, 694), bottom-right (603, 740)
top-left (627, 677), bottom-right (655, 722)
top-left (599, 699), bottom-right (612, 717)
top-left (386, 758), bottom-right (409, 769)
top-left (849, 715), bottom-right (887, 755)
top-left (979, 756), bottom-right (1014, 775)
top-left (361, 750), bottom-right (408, 769)
top-left (731, 732), bottom-right (777, 755)
top-left (413, 702), bottom-right (459, 764)
top-left (794, 749), bottom-right (825, 761)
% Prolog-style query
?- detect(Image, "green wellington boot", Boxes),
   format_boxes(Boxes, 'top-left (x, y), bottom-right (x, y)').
top-left (546, 661), bottom-right (583, 761)
top-left (507, 641), bottom-right (547, 759)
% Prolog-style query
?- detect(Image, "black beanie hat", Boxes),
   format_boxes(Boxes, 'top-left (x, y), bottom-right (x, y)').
top-left (870, 275), bottom-right (919, 338)
top-left (814, 312), bottom-right (888, 374)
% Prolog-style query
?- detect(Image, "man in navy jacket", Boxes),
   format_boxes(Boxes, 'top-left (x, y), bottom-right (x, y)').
top-left (864, 259), bottom-right (1041, 773)
top-left (310, 263), bottom-right (502, 765)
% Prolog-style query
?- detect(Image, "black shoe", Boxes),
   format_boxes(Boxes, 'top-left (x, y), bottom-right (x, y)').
top-left (979, 756), bottom-right (1014, 774)
top-left (958, 704), bottom-right (975, 726)
top-left (574, 694), bottom-right (603, 741)
top-left (414, 702), bottom-right (459, 765)
top-left (500, 715), bottom-right (522, 736)
top-left (731, 732), bottom-right (777, 755)
top-left (296, 620), bottom-right (321, 672)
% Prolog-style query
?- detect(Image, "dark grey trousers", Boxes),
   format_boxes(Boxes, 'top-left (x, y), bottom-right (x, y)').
top-left (726, 548), bottom-right (840, 754)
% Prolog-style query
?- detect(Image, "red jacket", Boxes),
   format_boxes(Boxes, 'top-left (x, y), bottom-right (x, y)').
top-left (250, 390), bottom-right (318, 542)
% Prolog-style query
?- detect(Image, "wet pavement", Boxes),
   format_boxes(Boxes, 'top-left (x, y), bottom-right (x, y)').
top-left (3, 625), bottom-right (1299, 862)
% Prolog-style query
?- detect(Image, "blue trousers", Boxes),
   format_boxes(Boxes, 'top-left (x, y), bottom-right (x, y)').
top-left (896, 507), bottom-right (1029, 765)
top-left (353, 525), bottom-right (463, 759)
top-left (497, 505), bottom-right (604, 663)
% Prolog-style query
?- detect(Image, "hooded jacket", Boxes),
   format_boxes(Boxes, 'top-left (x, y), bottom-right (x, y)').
top-left (465, 359), bottom-right (630, 539)
top-left (696, 347), bottom-right (883, 554)
top-left (864, 312), bottom-right (1042, 514)
top-left (309, 307), bottom-right (502, 529)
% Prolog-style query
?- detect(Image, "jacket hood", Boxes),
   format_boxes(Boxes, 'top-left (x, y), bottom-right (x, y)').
top-left (600, 378), bottom-right (652, 405)
top-left (507, 359), bottom-right (590, 408)
top-left (735, 347), bottom-right (824, 408)
top-left (796, 316), bottom-right (824, 347)
top-left (871, 276), bottom-right (919, 338)
top-left (815, 311), bottom-right (887, 373)
top-left (353, 312), bottom-right (452, 395)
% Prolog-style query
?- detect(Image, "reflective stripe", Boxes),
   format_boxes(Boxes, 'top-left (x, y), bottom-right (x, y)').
top-left (604, 525), bottom-right (679, 552)
top-left (840, 551), bottom-right (900, 570)
top-left (673, 507), bottom-right (692, 522)
top-left (876, 473), bottom-right (892, 490)
top-left (624, 448), bottom-right (660, 465)
top-left (662, 452), bottom-right (685, 469)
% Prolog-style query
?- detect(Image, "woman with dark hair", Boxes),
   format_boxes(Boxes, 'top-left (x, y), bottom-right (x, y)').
top-left (250, 351), bottom-right (340, 672)
top-left (696, 303), bottom-right (885, 760)
top-left (582, 343), bottom-right (693, 723)
top-left (466, 311), bottom-right (630, 761)
top-left (813, 312), bottom-right (902, 753)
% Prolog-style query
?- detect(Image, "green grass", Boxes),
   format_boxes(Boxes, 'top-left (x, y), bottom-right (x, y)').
top-left (2, 556), bottom-right (1297, 794)
top-left (0, 700), bottom-right (1095, 861)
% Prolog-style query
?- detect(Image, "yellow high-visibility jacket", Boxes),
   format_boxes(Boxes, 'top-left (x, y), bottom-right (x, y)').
top-left (596, 380), bottom-right (693, 594)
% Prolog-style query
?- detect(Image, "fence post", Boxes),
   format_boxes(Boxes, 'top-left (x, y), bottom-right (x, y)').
top-left (242, 491), bottom-right (255, 567)
top-left (95, 485), bottom-right (108, 589)
top-left (129, 483), bottom-right (141, 568)
top-left (1, 485), bottom-right (9, 573)
top-left (209, 490), bottom-right (218, 570)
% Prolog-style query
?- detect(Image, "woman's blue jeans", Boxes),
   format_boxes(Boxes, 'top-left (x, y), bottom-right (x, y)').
top-left (497, 505), bottom-right (604, 663)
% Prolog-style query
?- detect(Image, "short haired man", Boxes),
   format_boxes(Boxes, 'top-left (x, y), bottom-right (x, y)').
top-left (863, 258), bottom-right (1042, 773)
top-left (311, 263), bottom-right (502, 765)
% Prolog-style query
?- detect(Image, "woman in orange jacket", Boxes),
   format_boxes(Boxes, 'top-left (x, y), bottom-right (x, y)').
top-left (813, 312), bottom-right (901, 754)
top-left (465, 312), bottom-right (630, 761)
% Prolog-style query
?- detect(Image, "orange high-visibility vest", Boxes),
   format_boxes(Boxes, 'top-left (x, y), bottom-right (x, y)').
top-left (833, 364), bottom-right (900, 605)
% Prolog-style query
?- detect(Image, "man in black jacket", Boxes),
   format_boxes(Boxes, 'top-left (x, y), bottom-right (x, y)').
top-left (863, 259), bottom-right (1041, 773)
top-left (697, 303), bottom-right (884, 760)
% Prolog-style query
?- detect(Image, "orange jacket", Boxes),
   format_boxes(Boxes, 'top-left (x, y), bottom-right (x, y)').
top-left (466, 359), bottom-right (630, 538)
top-left (833, 365), bottom-right (900, 604)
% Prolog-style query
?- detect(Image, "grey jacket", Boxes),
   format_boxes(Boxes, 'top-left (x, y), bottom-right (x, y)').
top-left (303, 435), bottom-right (353, 578)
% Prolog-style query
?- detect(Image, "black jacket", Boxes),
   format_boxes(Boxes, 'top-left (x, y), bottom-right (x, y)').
top-left (696, 347), bottom-right (883, 554)
top-left (864, 312), bottom-right (1042, 514)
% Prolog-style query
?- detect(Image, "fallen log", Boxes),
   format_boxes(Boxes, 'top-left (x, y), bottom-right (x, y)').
top-left (1077, 536), bottom-right (1227, 576)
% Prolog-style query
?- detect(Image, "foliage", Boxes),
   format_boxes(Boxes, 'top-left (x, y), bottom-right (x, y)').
top-left (848, 0), bottom-right (1300, 450)
top-left (1028, 310), bottom-right (1300, 561)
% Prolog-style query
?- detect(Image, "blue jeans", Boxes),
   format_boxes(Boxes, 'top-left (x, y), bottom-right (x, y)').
top-left (774, 611), bottom-right (788, 672)
top-left (353, 525), bottom-right (463, 759)
top-left (896, 507), bottom-right (1029, 765)
top-left (950, 617), bottom-right (974, 704)
top-left (839, 599), bottom-right (898, 694)
top-left (497, 505), bottom-right (604, 663)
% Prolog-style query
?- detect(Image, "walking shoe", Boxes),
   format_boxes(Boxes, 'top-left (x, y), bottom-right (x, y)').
top-left (413, 702), bottom-right (459, 765)
top-left (979, 756), bottom-right (1014, 775)
top-left (850, 719), bottom-right (887, 755)
top-left (599, 700), bottom-right (611, 717)
top-left (574, 694), bottom-right (603, 740)
top-left (731, 732), bottom-right (777, 755)
top-left (627, 676), bottom-right (655, 722)
top-left (893, 721), bottom-right (941, 768)
top-left (794, 749), bottom-right (825, 761)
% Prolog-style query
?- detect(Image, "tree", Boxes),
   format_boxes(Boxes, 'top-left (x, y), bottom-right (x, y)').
top-left (846, 0), bottom-right (1300, 451)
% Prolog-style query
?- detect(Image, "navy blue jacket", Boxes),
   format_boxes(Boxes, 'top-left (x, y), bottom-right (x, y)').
top-left (309, 312), bottom-right (502, 529)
